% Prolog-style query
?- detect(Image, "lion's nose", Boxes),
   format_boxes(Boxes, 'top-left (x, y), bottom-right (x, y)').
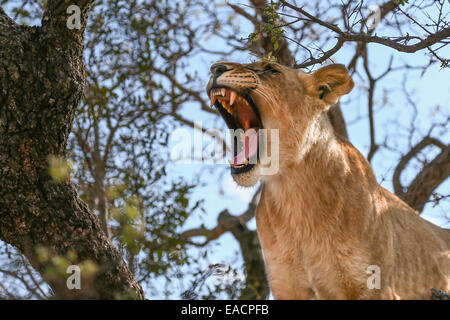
top-left (210, 64), bottom-right (229, 78)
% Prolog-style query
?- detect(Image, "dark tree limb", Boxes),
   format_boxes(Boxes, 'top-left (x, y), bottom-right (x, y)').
top-left (393, 137), bottom-right (449, 213)
top-left (180, 186), bottom-right (261, 246)
top-left (0, 3), bottom-right (144, 299)
top-left (431, 288), bottom-right (450, 300)
top-left (402, 144), bottom-right (450, 213)
top-left (362, 47), bottom-right (394, 162)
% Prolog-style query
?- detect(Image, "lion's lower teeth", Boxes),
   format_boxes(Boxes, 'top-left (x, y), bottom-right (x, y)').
top-left (221, 101), bottom-right (232, 114)
top-left (228, 160), bottom-right (249, 168)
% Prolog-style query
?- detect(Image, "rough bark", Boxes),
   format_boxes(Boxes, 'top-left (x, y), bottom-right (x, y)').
top-left (0, 3), bottom-right (144, 299)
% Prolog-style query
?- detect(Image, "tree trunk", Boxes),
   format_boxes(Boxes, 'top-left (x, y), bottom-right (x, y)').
top-left (0, 3), bottom-right (144, 299)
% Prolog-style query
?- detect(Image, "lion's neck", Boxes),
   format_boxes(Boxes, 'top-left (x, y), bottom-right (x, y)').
top-left (261, 113), bottom-right (373, 228)
top-left (265, 112), bottom-right (350, 186)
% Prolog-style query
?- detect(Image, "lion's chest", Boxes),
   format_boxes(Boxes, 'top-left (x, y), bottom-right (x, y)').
top-left (256, 201), bottom-right (370, 299)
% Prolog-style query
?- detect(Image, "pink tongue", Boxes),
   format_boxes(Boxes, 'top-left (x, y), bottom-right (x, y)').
top-left (233, 130), bottom-right (258, 165)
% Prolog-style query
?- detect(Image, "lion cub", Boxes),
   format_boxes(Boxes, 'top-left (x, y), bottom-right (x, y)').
top-left (207, 61), bottom-right (450, 299)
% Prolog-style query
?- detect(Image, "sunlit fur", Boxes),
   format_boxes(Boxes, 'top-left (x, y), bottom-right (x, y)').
top-left (212, 61), bottom-right (450, 299)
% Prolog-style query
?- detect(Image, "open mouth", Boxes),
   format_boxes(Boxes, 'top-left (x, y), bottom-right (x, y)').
top-left (209, 87), bottom-right (262, 174)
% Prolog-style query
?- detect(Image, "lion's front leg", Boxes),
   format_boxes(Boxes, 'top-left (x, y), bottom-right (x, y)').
top-left (257, 212), bottom-right (314, 299)
top-left (265, 256), bottom-right (316, 299)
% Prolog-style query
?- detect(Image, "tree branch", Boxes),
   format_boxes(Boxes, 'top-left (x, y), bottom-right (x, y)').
top-left (280, 0), bottom-right (450, 60)
top-left (403, 144), bottom-right (450, 213)
top-left (393, 137), bottom-right (449, 212)
top-left (0, 1), bottom-right (144, 299)
top-left (42, 0), bottom-right (95, 41)
top-left (180, 186), bottom-right (261, 246)
top-left (293, 37), bottom-right (345, 68)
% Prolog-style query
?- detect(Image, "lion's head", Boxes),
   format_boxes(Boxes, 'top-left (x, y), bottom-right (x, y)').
top-left (206, 61), bottom-right (354, 187)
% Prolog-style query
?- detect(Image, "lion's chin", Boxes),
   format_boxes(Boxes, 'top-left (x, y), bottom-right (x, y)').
top-left (231, 163), bottom-right (260, 187)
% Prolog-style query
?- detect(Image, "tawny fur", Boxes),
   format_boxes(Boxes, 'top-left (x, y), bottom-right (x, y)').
top-left (210, 61), bottom-right (450, 299)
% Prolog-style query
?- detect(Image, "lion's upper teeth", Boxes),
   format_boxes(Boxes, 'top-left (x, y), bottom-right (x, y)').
top-left (210, 95), bottom-right (217, 106)
top-left (222, 100), bottom-right (231, 113)
top-left (209, 88), bottom-right (244, 114)
top-left (230, 91), bottom-right (237, 106)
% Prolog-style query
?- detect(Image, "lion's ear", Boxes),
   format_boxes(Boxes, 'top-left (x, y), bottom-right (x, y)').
top-left (304, 64), bottom-right (354, 105)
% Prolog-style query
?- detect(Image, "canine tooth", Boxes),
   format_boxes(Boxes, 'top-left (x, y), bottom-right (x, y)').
top-left (222, 101), bottom-right (231, 113)
top-left (210, 95), bottom-right (217, 106)
top-left (240, 132), bottom-right (245, 142)
top-left (230, 91), bottom-right (237, 106)
top-left (221, 88), bottom-right (226, 96)
top-left (244, 159), bottom-right (249, 165)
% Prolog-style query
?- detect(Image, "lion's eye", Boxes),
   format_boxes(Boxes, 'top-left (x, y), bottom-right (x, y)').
top-left (260, 65), bottom-right (279, 74)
